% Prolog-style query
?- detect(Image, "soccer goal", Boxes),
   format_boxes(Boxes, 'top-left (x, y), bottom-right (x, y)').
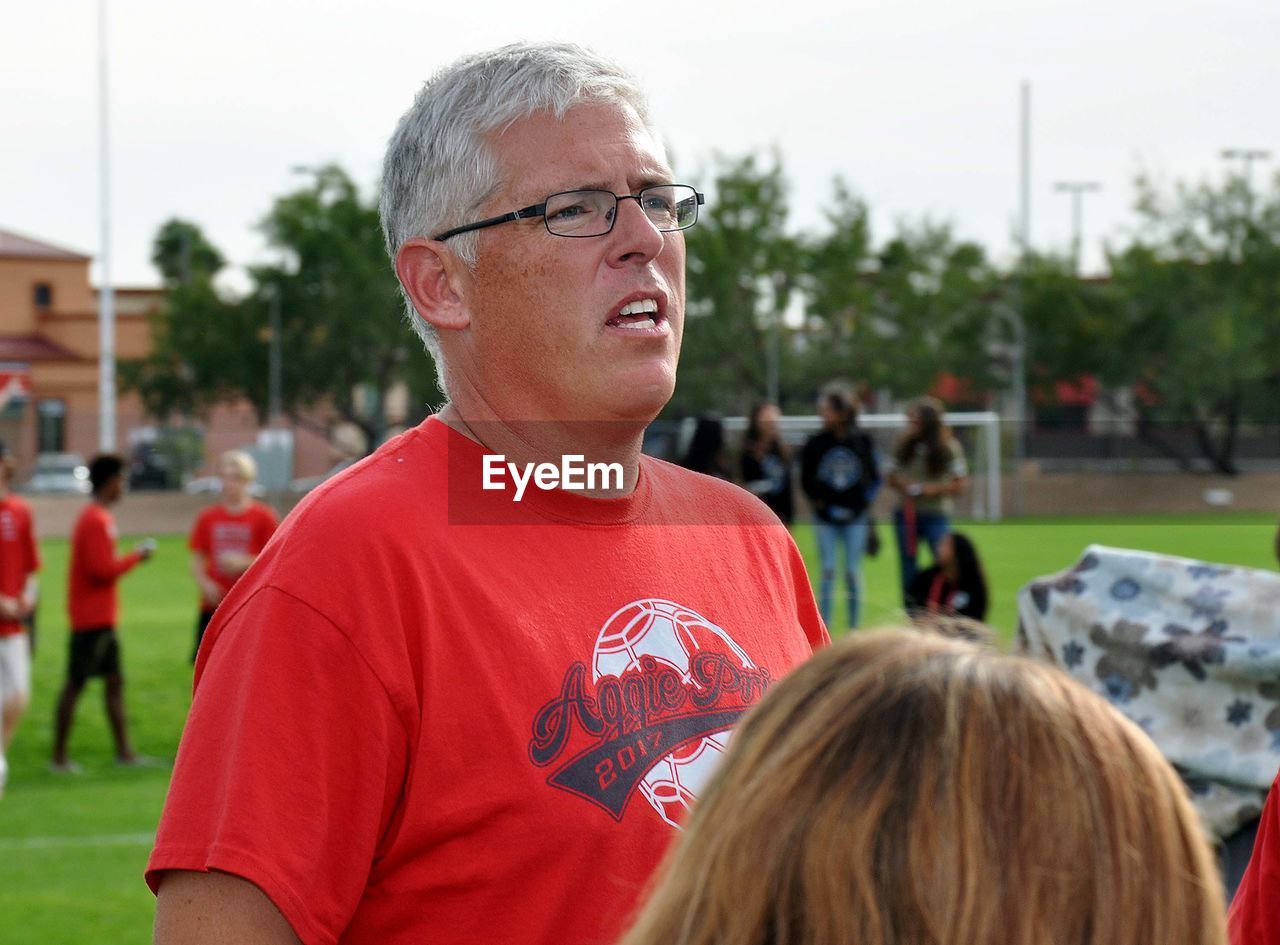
top-left (721, 411), bottom-right (1004, 521)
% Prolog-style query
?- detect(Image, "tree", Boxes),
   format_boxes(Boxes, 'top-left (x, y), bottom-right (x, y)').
top-left (1103, 170), bottom-right (1280, 474)
top-left (859, 221), bottom-right (998, 400)
top-left (675, 152), bottom-right (801, 415)
top-left (796, 179), bottom-right (877, 398)
top-left (151, 219), bottom-right (225, 285)
top-left (250, 165), bottom-right (439, 448)
top-left (123, 166), bottom-right (441, 452)
top-left (122, 221), bottom-right (264, 420)
top-left (680, 160), bottom-right (1000, 416)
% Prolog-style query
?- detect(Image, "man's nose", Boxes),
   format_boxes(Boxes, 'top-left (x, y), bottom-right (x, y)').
top-left (608, 195), bottom-right (665, 264)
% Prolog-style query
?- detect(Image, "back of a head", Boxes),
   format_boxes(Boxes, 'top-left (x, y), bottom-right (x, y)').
top-left (915, 396), bottom-right (944, 437)
top-left (746, 402), bottom-right (775, 444)
top-left (621, 629), bottom-right (1226, 945)
top-left (682, 416), bottom-right (725, 474)
top-left (820, 384), bottom-right (858, 428)
top-left (89, 454), bottom-right (124, 494)
top-left (950, 530), bottom-right (988, 592)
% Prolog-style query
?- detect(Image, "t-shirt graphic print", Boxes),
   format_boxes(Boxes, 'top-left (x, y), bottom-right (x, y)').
top-left (529, 598), bottom-right (769, 828)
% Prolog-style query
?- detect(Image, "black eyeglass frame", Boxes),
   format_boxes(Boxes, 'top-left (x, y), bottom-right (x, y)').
top-left (431, 185), bottom-right (706, 242)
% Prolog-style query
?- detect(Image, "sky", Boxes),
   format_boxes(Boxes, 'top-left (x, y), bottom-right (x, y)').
top-left (3, 0), bottom-right (1277, 293)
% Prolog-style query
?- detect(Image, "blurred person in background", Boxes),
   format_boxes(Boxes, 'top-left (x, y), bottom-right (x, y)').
top-left (800, 386), bottom-right (879, 630)
top-left (51, 454), bottom-right (155, 772)
top-left (188, 450), bottom-right (278, 663)
top-left (886, 397), bottom-right (968, 605)
top-left (680, 414), bottom-right (730, 479)
top-left (905, 529), bottom-right (988, 622)
top-left (0, 441), bottom-right (38, 797)
top-left (739, 402), bottom-right (793, 525)
top-left (620, 629), bottom-right (1227, 945)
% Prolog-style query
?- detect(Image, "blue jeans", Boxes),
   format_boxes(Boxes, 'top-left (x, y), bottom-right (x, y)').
top-left (815, 514), bottom-right (870, 630)
top-left (894, 507), bottom-right (951, 605)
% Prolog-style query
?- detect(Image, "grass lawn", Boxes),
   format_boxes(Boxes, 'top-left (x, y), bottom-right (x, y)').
top-left (0, 534), bottom-right (192, 945)
top-left (794, 512), bottom-right (1279, 639)
top-left (0, 513), bottom-right (1275, 941)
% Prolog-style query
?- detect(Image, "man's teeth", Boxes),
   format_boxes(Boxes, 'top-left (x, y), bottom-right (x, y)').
top-left (611, 298), bottom-right (659, 329)
top-left (618, 299), bottom-right (659, 317)
top-left (614, 316), bottom-right (656, 330)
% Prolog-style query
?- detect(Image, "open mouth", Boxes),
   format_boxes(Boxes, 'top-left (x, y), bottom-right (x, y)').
top-left (606, 297), bottom-right (664, 331)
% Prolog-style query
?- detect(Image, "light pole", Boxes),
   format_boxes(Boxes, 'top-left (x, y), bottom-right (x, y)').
top-left (1221, 148), bottom-right (1272, 221)
top-left (97, 0), bottom-right (116, 451)
top-left (1009, 80), bottom-right (1032, 517)
top-left (265, 284), bottom-right (283, 426)
top-left (1052, 181), bottom-right (1102, 274)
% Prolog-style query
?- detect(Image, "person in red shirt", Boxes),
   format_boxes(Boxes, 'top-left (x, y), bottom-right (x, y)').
top-left (1229, 775), bottom-right (1280, 944)
top-left (148, 43), bottom-right (827, 945)
top-left (51, 454), bottom-right (155, 772)
top-left (0, 441), bottom-right (39, 796)
top-left (187, 450), bottom-right (278, 662)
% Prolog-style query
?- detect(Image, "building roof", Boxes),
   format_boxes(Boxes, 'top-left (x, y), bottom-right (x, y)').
top-left (0, 334), bottom-right (83, 362)
top-left (0, 228), bottom-right (90, 262)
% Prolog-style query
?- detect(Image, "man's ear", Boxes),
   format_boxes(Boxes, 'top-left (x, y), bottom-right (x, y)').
top-left (395, 238), bottom-right (471, 332)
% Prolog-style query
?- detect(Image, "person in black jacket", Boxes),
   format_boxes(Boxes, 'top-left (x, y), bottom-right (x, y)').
top-left (740, 403), bottom-right (794, 525)
top-left (680, 415), bottom-right (730, 480)
top-left (905, 530), bottom-right (988, 622)
top-left (801, 388), bottom-right (880, 630)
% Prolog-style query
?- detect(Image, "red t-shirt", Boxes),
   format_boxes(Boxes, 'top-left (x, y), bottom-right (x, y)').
top-left (188, 501), bottom-right (278, 603)
top-left (68, 503), bottom-right (142, 631)
top-left (148, 417), bottom-right (827, 945)
top-left (1230, 774), bottom-right (1280, 943)
top-left (0, 494), bottom-right (39, 637)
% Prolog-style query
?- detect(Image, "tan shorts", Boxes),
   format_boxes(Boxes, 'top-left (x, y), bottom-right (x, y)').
top-left (0, 633), bottom-right (31, 701)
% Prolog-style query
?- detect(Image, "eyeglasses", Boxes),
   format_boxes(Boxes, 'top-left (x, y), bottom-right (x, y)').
top-left (432, 184), bottom-right (705, 242)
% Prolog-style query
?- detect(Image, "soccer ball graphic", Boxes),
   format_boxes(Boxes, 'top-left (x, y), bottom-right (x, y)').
top-left (592, 598), bottom-right (755, 828)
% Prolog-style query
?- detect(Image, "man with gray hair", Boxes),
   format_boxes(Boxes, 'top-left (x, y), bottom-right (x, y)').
top-left (148, 42), bottom-right (825, 945)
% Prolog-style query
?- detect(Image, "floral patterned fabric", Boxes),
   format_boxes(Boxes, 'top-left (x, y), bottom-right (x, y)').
top-left (1018, 544), bottom-right (1280, 838)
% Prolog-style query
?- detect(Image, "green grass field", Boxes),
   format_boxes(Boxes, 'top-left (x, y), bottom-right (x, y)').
top-left (0, 515), bottom-right (1274, 942)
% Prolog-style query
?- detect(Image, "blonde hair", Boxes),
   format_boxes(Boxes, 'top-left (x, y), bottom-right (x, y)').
top-left (219, 450), bottom-right (257, 482)
top-left (907, 610), bottom-right (996, 645)
top-left (621, 629), bottom-right (1226, 945)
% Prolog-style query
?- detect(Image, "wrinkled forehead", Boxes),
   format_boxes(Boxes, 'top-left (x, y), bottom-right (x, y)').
top-left (486, 101), bottom-right (673, 202)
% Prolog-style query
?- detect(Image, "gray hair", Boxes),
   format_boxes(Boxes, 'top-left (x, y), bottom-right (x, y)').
top-left (380, 42), bottom-right (658, 395)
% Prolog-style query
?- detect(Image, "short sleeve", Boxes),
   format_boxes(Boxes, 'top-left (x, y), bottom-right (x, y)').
top-left (147, 586), bottom-right (410, 945)
top-left (24, 510), bottom-right (39, 573)
top-left (1230, 776), bottom-right (1280, 944)
top-left (188, 510), bottom-right (211, 554)
top-left (948, 439), bottom-right (969, 478)
top-left (785, 534), bottom-right (829, 651)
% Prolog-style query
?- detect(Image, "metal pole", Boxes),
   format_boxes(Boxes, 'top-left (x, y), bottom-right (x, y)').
top-left (1010, 81), bottom-right (1031, 517)
top-left (97, 0), bottom-right (116, 452)
top-left (759, 276), bottom-right (780, 405)
top-left (1221, 148), bottom-right (1271, 221)
top-left (986, 412), bottom-right (1001, 521)
top-left (269, 287), bottom-right (283, 425)
top-left (1053, 181), bottom-right (1102, 274)
top-left (766, 317), bottom-right (780, 406)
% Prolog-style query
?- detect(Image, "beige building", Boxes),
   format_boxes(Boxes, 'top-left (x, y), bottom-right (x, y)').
top-left (0, 227), bottom-right (341, 483)
top-left (0, 228), bottom-right (157, 469)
